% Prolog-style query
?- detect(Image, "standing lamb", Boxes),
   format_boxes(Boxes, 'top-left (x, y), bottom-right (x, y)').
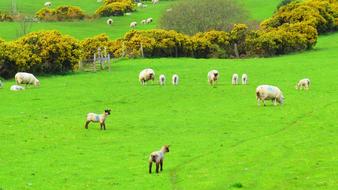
top-left (148, 145), bottom-right (170, 174)
top-left (241, 74), bottom-right (248, 85)
top-left (137, 2), bottom-right (143, 7)
top-left (139, 68), bottom-right (155, 85)
top-left (10, 85), bottom-right (25, 91)
top-left (107, 18), bottom-right (113, 25)
top-left (208, 70), bottom-right (219, 86)
top-left (232, 73), bottom-right (239, 85)
top-left (296, 78), bottom-right (310, 90)
top-left (159, 74), bottom-right (166, 86)
top-left (256, 85), bottom-right (284, 106)
top-left (130, 21), bottom-right (137, 28)
top-left (85, 109), bottom-right (111, 130)
top-left (141, 19), bottom-right (146, 24)
top-left (172, 74), bottom-right (179, 85)
top-left (146, 18), bottom-right (153, 24)
top-left (15, 72), bottom-right (40, 87)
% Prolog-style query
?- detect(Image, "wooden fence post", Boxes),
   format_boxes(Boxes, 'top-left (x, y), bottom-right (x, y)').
top-left (93, 53), bottom-right (96, 72)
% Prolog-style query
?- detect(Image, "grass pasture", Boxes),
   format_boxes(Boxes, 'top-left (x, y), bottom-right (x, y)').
top-left (0, 32), bottom-right (337, 189)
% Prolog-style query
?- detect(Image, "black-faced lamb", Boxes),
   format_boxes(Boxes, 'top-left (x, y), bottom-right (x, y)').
top-left (85, 109), bottom-right (111, 130)
top-left (159, 74), bottom-right (166, 86)
top-left (232, 73), bottom-right (239, 85)
top-left (241, 74), bottom-right (248, 85)
top-left (208, 70), bottom-right (219, 86)
top-left (172, 74), bottom-right (179, 85)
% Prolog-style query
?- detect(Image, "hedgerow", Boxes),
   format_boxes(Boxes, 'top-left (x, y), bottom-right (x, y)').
top-left (36, 6), bottom-right (86, 21)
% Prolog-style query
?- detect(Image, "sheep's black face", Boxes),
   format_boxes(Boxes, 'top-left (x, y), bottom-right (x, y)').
top-left (164, 146), bottom-right (170, 153)
top-left (105, 109), bottom-right (111, 115)
top-left (214, 73), bottom-right (218, 77)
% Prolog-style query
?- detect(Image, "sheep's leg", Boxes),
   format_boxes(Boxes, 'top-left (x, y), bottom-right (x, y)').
top-left (103, 123), bottom-right (106, 130)
top-left (85, 121), bottom-right (90, 129)
top-left (263, 100), bottom-right (266, 106)
top-left (156, 162), bottom-right (159, 173)
top-left (273, 99), bottom-right (277, 106)
top-left (257, 98), bottom-right (260, 106)
top-left (160, 159), bottom-right (163, 171)
top-left (100, 123), bottom-right (103, 130)
top-left (149, 162), bottom-right (152, 174)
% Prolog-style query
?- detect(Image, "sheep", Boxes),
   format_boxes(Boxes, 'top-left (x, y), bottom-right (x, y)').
top-left (137, 2), bottom-right (143, 7)
top-left (15, 72), bottom-right (40, 87)
top-left (130, 21), bottom-right (137, 28)
top-left (0, 80), bottom-right (3, 88)
top-left (256, 85), bottom-right (284, 106)
top-left (152, 0), bottom-right (159, 4)
top-left (159, 74), bottom-right (166, 86)
top-left (44, 2), bottom-right (52, 7)
top-left (172, 74), bottom-right (179, 85)
top-left (125, 12), bottom-right (132, 16)
top-left (148, 145), bottom-right (170, 174)
top-left (10, 85), bottom-right (25, 91)
top-left (141, 19), bottom-right (146, 24)
top-left (106, 18), bottom-right (113, 25)
top-left (241, 74), bottom-right (248, 85)
top-left (232, 73), bottom-right (239, 85)
top-left (296, 78), bottom-right (310, 90)
top-left (85, 109), bottom-right (111, 130)
top-left (146, 18), bottom-right (153, 24)
top-left (208, 70), bottom-right (219, 86)
top-left (139, 68), bottom-right (155, 85)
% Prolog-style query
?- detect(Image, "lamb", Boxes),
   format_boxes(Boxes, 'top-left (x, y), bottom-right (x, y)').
top-left (139, 68), bottom-right (155, 85)
top-left (130, 21), bottom-right (137, 28)
top-left (141, 19), bottom-right (146, 24)
top-left (44, 2), bottom-right (52, 7)
top-left (152, 0), bottom-right (159, 4)
top-left (146, 18), bottom-right (153, 24)
top-left (148, 145), bottom-right (170, 174)
top-left (15, 72), bottom-right (40, 87)
top-left (10, 85), bottom-right (25, 91)
top-left (208, 70), bottom-right (219, 86)
top-left (172, 74), bottom-right (179, 85)
top-left (85, 109), bottom-right (111, 130)
top-left (296, 78), bottom-right (310, 90)
top-left (137, 2), bottom-right (143, 7)
top-left (159, 74), bottom-right (166, 86)
top-left (241, 74), bottom-right (248, 85)
top-left (107, 18), bottom-right (113, 25)
top-left (256, 85), bottom-right (284, 106)
top-left (232, 73), bottom-right (239, 85)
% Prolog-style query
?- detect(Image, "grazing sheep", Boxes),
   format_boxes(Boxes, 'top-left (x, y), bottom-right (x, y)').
top-left (172, 74), bottom-right (179, 85)
top-left (139, 68), bottom-right (155, 85)
top-left (208, 70), bottom-right (219, 86)
top-left (125, 12), bottom-right (132, 16)
top-left (152, 0), bottom-right (159, 4)
top-left (241, 74), bottom-right (248, 85)
top-left (146, 18), bottom-right (153, 24)
top-left (137, 2), bottom-right (143, 7)
top-left (141, 19), bottom-right (146, 24)
top-left (106, 18), bottom-right (113, 25)
top-left (15, 72), bottom-right (40, 87)
top-left (296, 78), bottom-right (310, 90)
top-left (256, 85), bottom-right (284, 106)
top-left (159, 74), bottom-right (166, 86)
top-left (232, 73), bottom-right (239, 85)
top-left (130, 21), bottom-right (137, 28)
top-left (85, 109), bottom-right (111, 130)
top-left (149, 145), bottom-right (170, 174)
top-left (10, 85), bottom-right (25, 91)
top-left (44, 2), bottom-right (52, 7)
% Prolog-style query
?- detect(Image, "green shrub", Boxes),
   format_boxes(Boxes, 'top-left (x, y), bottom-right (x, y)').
top-left (36, 6), bottom-right (85, 21)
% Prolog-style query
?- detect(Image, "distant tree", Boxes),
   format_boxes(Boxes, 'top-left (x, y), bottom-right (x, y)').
top-left (159, 0), bottom-right (251, 35)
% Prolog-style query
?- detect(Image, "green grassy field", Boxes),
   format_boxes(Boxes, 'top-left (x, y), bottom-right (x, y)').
top-left (0, 0), bottom-right (280, 41)
top-left (0, 31), bottom-right (337, 189)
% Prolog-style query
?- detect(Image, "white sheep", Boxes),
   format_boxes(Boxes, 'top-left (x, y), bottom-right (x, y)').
top-left (15, 72), bottom-right (40, 87)
top-left (241, 74), bottom-right (248, 85)
top-left (0, 80), bottom-right (3, 88)
top-left (85, 109), bottom-right (111, 130)
top-left (148, 145), bottom-right (170, 174)
top-left (141, 19), bottom-right (146, 24)
top-left (106, 18), bottom-right (113, 25)
top-left (208, 70), bottom-right (219, 86)
top-left (256, 85), bottom-right (284, 106)
top-left (10, 85), bottom-right (25, 91)
top-left (296, 78), bottom-right (310, 90)
top-left (139, 68), bottom-right (155, 85)
top-left (130, 21), bottom-right (137, 28)
top-left (125, 12), bottom-right (132, 16)
top-left (152, 0), bottom-right (159, 4)
top-left (172, 74), bottom-right (179, 85)
top-left (159, 74), bottom-right (166, 86)
top-left (44, 2), bottom-right (52, 7)
top-left (232, 73), bottom-right (239, 85)
top-left (146, 18), bottom-right (153, 24)
top-left (137, 2), bottom-right (143, 7)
